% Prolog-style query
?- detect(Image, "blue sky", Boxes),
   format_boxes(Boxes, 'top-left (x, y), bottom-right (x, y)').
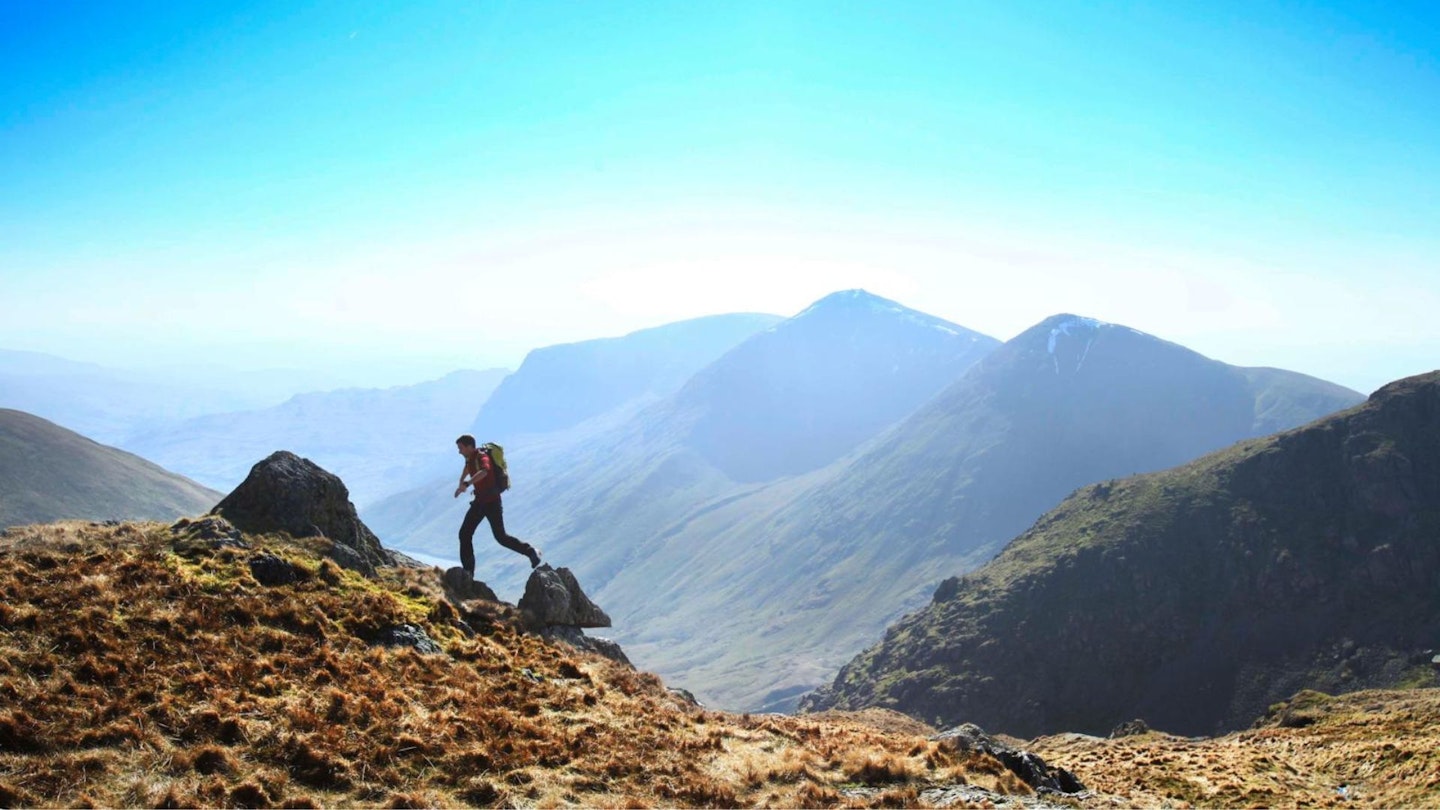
top-left (2, 0), bottom-right (1437, 392)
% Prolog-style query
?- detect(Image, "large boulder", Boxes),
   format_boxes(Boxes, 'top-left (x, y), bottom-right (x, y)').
top-left (442, 567), bottom-right (500, 603)
top-left (932, 723), bottom-right (1085, 795)
top-left (519, 565), bottom-right (611, 629)
top-left (210, 451), bottom-right (386, 573)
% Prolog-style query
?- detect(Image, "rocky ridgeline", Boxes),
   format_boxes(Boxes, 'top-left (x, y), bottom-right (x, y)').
top-left (194, 449), bottom-right (629, 664)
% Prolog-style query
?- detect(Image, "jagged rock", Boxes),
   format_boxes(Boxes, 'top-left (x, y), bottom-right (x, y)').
top-left (169, 516), bottom-right (248, 553)
top-left (519, 565), bottom-right (611, 628)
top-left (371, 623), bottom-right (443, 655)
top-left (932, 723), bottom-right (1086, 795)
top-left (1110, 718), bottom-right (1151, 738)
top-left (249, 553), bottom-right (300, 587)
top-left (386, 548), bottom-right (431, 570)
top-left (442, 567), bottom-right (499, 603)
top-left (210, 451), bottom-right (386, 572)
top-left (539, 625), bottom-right (632, 666)
top-left (326, 541), bottom-right (375, 578)
top-left (668, 687), bottom-right (703, 707)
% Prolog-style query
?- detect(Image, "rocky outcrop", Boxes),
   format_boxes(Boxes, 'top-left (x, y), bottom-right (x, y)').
top-left (932, 724), bottom-right (1085, 795)
top-left (169, 516), bottom-right (248, 554)
top-left (371, 623), bottom-right (443, 655)
top-left (249, 553), bottom-right (302, 587)
top-left (519, 565), bottom-right (612, 628)
top-left (540, 625), bottom-right (632, 666)
top-left (1110, 719), bottom-right (1151, 739)
top-left (442, 567), bottom-right (499, 603)
top-left (520, 565), bottom-right (628, 665)
top-left (210, 451), bottom-right (386, 575)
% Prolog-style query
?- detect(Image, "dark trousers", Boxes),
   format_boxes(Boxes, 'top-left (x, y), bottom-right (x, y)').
top-left (458, 498), bottom-right (533, 575)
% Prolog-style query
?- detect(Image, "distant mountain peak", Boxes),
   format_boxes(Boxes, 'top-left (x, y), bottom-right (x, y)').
top-left (792, 289), bottom-right (980, 340)
top-left (1009, 314), bottom-right (1165, 377)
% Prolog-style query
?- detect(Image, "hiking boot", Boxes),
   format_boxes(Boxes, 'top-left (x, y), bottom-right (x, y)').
top-left (527, 548), bottom-right (542, 569)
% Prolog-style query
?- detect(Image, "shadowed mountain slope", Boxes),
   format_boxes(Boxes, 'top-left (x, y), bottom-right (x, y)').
top-left (0, 409), bottom-right (220, 528)
top-left (801, 370), bottom-right (1440, 738)
top-left (599, 315), bottom-right (1364, 712)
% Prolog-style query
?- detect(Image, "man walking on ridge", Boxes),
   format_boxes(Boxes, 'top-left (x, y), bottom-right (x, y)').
top-left (454, 434), bottom-right (541, 576)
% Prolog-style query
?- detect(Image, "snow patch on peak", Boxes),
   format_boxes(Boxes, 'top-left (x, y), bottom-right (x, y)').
top-left (1047, 317), bottom-right (1108, 375)
top-left (1046, 317), bottom-right (1106, 354)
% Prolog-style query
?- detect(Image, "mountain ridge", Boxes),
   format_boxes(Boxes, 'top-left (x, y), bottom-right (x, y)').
top-left (597, 311), bottom-right (1365, 712)
top-left (800, 370), bottom-right (1440, 737)
top-left (0, 409), bottom-right (221, 529)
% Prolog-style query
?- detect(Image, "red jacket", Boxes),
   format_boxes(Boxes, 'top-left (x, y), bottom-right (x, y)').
top-left (467, 452), bottom-right (502, 504)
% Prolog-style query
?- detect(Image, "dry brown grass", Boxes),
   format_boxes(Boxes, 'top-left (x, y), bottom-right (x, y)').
top-left (6, 520), bottom-right (1438, 808)
top-left (1030, 687), bottom-right (1440, 809)
top-left (0, 521), bottom-right (1038, 808)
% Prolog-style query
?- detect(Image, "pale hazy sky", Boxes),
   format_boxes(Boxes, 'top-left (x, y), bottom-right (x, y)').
top-left (3, 1), bottom-right (1437, 393)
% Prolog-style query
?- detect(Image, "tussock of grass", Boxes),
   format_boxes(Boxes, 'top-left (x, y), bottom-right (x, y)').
top-left (0, 521), bottom-right (1039, 808)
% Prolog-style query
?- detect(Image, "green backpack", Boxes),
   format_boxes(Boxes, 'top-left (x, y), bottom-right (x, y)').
top-left (480, 442), bottom-right (510, 492)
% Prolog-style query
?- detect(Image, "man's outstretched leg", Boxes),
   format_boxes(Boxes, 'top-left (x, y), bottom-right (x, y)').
top-left (483, 501), bottom-right (541, 568)
top-left (457, 501), bottom-right (483, 576)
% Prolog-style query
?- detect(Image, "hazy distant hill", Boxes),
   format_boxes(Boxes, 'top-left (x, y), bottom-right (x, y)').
top-left (0, 409), bottom-right (220, 528)
top-left (801, 370), bottom-right (1440, 738)
top-left (367, 291), bottom-right (997, 582)
top-left (665, 290), bottom-right (1001, 481)
top-left (471, 313), bottom-right (783, 441)
top-left (122, 370), bottom-right (509, 508)
top-left (0, 349), bottom-right (355, 445)
top-left (596, 315), bottom-right (1365, 712)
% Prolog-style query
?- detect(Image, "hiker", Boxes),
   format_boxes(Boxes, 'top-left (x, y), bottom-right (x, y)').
top-left (453, 434), bottom-right (541, 575)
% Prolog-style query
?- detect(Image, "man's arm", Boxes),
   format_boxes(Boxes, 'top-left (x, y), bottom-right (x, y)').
top-left (454, 458), bottom-right (482, 498)
top-left (454, 456), bottom-right (490, 497)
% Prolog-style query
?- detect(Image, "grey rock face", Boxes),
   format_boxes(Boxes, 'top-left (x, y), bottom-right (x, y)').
top-left (385, 548), bottom-right (432, 570)
top-left (442, 566), bottom-right (499, 603)
top-left (518, 565), bottom-right (627, 664)
top-left (169, 516), bottom-right (248, 553)
top-left (519, 565), bottom-right (611, 629)
top-left (539, 625), bottom-right (632, 666)
top-left (667, 687), bottom-right (703, 708)
top-left (372, 623), bottom-right (443, 655)
top-left (1110, 718), bottom-right (1151, 738)
top-left (210, 451), bottom-right (386, 571)
top-left (932, 723), bottom-right (1085, 795)
top-left (327, 541), bottom-right (376, 578)
top-left (249, 553), bottom-right (300, 587)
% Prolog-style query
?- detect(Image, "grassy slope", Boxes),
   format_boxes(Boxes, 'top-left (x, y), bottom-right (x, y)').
top-left (806, 371), bottom-right (1439, 737)
top-left (0, 409), bottom-right (220, 529)
top-left (3, 521), bottom-right (1438, 808)
top-left (1031, 688), bottom-right (1440, 809)
top-left (0, 521), bottom-right (1037, 809)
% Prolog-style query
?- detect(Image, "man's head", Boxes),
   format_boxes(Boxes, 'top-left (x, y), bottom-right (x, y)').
top-left (456, 434), bottom-right (477, 457)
